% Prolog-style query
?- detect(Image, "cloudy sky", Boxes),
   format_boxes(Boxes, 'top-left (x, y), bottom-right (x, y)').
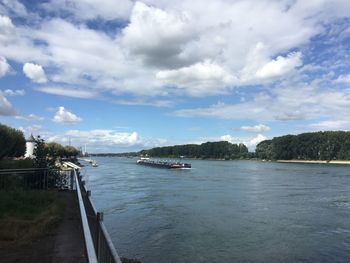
top-left (0, 0), bottom-right (350, 152)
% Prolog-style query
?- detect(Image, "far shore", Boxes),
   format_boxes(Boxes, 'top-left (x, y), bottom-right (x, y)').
top-left (277, 160), bottom-right (350, 165)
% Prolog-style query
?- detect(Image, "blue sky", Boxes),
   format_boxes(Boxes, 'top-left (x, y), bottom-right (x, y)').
top-left (1, 0), bottom-right (350, 152)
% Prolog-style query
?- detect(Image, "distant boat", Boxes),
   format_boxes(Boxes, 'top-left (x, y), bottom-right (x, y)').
top-left (92, 161), bottom-right (98, 167)
top-left (137, 158), bottom-right (191, 169)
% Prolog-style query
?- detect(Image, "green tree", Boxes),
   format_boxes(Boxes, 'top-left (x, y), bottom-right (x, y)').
top-left (255, 131), bottom-right (350, 160)
top-left (46, 142), bottom-right (65, 158)
top-left (139, 141), bottom-right (251, 159)
top-left (63, 145), bottom-right (79, 157)
top-left (0, 124), bottom-right (26, 159)
top-left (33, 136), bottom-right (48, 168)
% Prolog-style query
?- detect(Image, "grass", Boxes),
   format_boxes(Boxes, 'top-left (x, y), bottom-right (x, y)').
top-left (0, 190), bottom-right (64, 247)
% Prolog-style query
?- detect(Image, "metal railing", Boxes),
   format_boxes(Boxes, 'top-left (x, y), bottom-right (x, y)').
top-left (73, 169), bottom-right (122, 263)
top-left (0, 167), bottom-right (122, 263)
top-left (0, 168), bottom-right (73, 190)
top-left (74, 169), bottom-right (98, 263)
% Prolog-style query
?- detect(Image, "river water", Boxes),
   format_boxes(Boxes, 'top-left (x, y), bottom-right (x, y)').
top-left (82, 157), bottom-right (350, 263)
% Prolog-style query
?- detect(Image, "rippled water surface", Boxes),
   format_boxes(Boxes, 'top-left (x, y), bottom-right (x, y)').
top-left (82, 157), bottom-right (350, 263)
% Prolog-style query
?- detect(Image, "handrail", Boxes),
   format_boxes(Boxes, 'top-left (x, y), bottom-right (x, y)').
top-left (81, 180), bottom-right (122, 263)
top-left (100, 222), bottom-right (122, 263)
top-left (74, 169), bottom-right (98, 263)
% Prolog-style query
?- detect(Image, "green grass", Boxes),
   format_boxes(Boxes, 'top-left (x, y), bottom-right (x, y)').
top-left (0, 190), bottom-right (64, 246)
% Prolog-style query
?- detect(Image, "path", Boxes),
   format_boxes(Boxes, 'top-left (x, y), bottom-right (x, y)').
top-left (0, 191), bottom-right (86, 263)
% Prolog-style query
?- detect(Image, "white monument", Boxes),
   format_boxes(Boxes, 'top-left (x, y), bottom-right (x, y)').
top-left (25, 134), bottom-right (36, 158)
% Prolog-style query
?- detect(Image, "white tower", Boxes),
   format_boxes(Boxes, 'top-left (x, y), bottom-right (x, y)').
top-left (25, 134), bottom-right (36, 158)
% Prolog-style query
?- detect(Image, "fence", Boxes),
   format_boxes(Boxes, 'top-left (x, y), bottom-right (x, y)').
top-left (73, 169), bottom-right (122, 263)
top-left (0, 167), bottom-right (121, 263)
top-left (0, 168), bottom-right (73, 190)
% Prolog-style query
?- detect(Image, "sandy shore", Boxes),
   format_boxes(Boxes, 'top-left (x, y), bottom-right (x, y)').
top-left (277, 160), bottom-right (350, 165)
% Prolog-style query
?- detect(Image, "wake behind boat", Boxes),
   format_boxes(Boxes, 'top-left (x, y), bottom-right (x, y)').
top-left (137, 158), bottom-right (191, 169)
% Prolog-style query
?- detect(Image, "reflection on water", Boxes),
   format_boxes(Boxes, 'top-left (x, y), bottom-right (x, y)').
top-left (83, 158), bottom-right (350, 263)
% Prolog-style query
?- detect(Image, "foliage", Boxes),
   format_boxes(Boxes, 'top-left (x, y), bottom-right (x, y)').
top-left (139, 141), bottom-right (249, 159)
top-left (255, 131), bottom-right (350, 160)
top-left (33, 136), bottom-right (48, 168)
top-left (46, 142), bottom-right (64, 158)
top-left (0, 124), bottom-right (26, 159)
top-left (63, 145), bottom-right (79, 157)
top-left (0, 123), bottom-right (79, 162)
top-left (45, 143), bottom-right (79, 158)
top-left (33, 138), bottom-right (80, 168)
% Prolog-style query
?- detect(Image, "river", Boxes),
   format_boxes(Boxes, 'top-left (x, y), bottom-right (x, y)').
top-left (82, 157), bottom-right (350, 263)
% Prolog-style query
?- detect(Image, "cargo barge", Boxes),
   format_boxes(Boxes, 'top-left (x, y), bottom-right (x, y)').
top-left (136, 158), bottom-right (191, 169)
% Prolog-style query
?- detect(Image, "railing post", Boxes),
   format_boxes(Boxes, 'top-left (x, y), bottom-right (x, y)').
top-left (42, 170), bottom-right (45, 190)
top-left (96, 212), bottom-right (104, 261)
top-left (70, 170), bottom-right (74, 190)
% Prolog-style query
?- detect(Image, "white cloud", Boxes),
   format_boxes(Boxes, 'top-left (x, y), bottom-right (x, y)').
top-left (239, 124), bottom-right (270, 133)
top-left (0, 94), bottom-right (17, 116)
top-left (249, 134), bottom-right (267, 148)
top-left (53, 106), bottom-right (82, 124)
top-left (0, 0), bottom-right (28, 17)
top-left (0, 56), bottom-right (10, 77)
top-left (122, 2), bottom-right (195, 68)
top-left (16, 114), bottom-right (44, 121)
top-left (0, 1), bottom-right (349, 100)
top-left (220, 133), bottom-right (267, 151)
top-left (0, 15), bottom-right (15, 44)
top-left (36, 86), bottom-right (97, 99)
top-left (156, 61), bottom-right (235, 96)
top-left (174, 81), bottom-right (350, 123)
top-left (114, 98), bottom-right (174, 107)
top-left (45, 129), bottom-right (148, 153)
top-left (64, 129), bottom-right (138, 145)
top-left (239, 45), bottom-right (302, 83)
top-left (335, 74), bottom-right (350, 84)
top-left (40, 127), bottom-right (171, 153)
top-left (0, 16), bottom-right (46, 62)
top-left (19, 124), bottom-right (43, 135)
top-left (1, 89), bottom-right (25, 96)
top-left (309, 120), bottom-right (350, 131)
top-left (255, 52), bottom-right (302, 79)
top-left (23, 62), bottom-right (47, 83)
top-left (220, 134), bottom-right (235, 143)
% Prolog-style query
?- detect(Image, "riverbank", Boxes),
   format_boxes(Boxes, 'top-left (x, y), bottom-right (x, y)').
top-left (277, 160), bottom-right (350, 165)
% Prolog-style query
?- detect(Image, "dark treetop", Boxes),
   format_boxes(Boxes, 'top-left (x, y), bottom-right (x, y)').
top-left (256, 131), bottom-right (350, 161)
top-left (139, 141), bottom-right (249, 159)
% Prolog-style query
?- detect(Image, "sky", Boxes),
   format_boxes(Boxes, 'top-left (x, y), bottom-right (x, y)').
top-left (0, 0), bottom-right (350, 153)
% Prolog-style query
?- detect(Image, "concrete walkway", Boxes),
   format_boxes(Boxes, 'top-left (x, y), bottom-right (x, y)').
top-left (52, 191), bottom-right (87, 263)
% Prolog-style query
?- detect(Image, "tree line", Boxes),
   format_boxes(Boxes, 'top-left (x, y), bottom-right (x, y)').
top-left (0, 123), bottom-right (79, 160)
top-left (139, 141), bottom-right (249, 159)
top-left (45, 142), bottom-right (79, 158)
top-left (255, 131), bottom-right (350, 160)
